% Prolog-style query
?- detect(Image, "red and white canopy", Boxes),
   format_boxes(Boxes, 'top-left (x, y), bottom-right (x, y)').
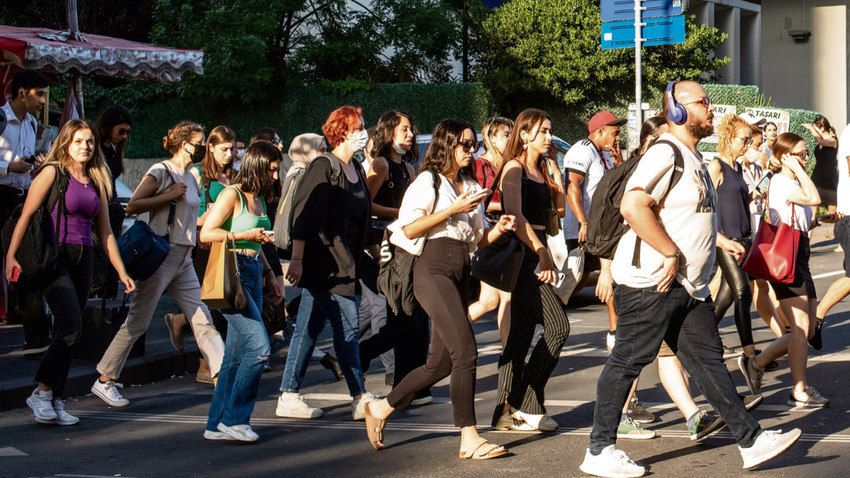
top-left (0, 25), bottom-right (203, 83)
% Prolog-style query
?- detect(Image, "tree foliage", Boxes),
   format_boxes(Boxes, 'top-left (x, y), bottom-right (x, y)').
top-left (475, 0), bottom-right (729, 114)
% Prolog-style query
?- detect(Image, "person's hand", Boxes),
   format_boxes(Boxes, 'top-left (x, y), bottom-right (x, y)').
top-left (242, 227), bottom-right (272, 244)
top-left (120, 274), bottom-right (136, 294)
top-left (266, 273), bottom-right (284, 305)
top-left (577, 222), bottom-right (588, 243)
top-left (656, 255), bottom-right (678, 292)
top-left (5, 257), bottom-right (21, 282)
top-left (768, 156), bottom-right (781, 170)
top-left (718, 236), bottom-right (746, 263)
top-left (496, 214), bottom-right (517, 233)
top-left (596, 267), bottom-right (614, 303)
top-left (447, 190), bottom-right (486, 217)
top-left (286, 259), bottom-right (302, 287)
top-left (166, 182), bottom-right (188, 200)
top-left (780, 153), bottom-right (805, 174)
top-left (818, 212), bottom-right (844, 224)
top-left (608, 142), bottom-right (623, 166)
top-left (536, 250), bottom-right (558, 285)
top-left (8, 158), bottom-right (32, 174)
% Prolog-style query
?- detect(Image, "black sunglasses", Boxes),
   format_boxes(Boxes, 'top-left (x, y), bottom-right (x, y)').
top-left (458, 140), bottom-right (477, 153)
top-left (117, 127), bottom-right (131, 136)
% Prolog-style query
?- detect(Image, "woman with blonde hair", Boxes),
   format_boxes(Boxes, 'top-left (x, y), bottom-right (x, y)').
top-left (6, 119), bottom-right (135, 425)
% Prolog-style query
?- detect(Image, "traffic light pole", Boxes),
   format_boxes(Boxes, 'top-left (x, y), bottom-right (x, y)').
top-left (634, 0), bottom-right (644, 134)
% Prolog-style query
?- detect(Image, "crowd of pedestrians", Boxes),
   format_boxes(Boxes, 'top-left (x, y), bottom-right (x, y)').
top-left (3, 69), bottom-right (850, 477)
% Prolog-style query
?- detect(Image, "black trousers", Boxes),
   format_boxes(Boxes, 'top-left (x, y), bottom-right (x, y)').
top-left (492, 232), bottom-right (570, 425)
top-left (387, 238), bottom-right (477, 427)
top-left (714, 244), bottom-right (754, 348)
top-left (34, 244), bottom-right (93, 397)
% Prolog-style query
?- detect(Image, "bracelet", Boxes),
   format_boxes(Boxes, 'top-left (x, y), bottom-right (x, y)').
top-left (445, 209), bottom-right (451, 220)
top-left (663, 249), bottom-right (680, 259)
top-left (579, 222), bottom-right (588, 227)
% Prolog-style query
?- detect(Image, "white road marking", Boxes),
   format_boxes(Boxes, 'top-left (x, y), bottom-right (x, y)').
top-left (0, 446), bottom-right (27, 456)
top-left (70, 410), bottom-right (850, 443)
top-left (812, 270), bottom-right (844, 280)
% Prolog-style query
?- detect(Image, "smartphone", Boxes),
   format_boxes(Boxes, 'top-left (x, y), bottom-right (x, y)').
top-left (471, 189), bottom-right (492, 200)
top-left (755, 173), bottom-right (772, 195)
top-left (23, 155), bottom-right (38, 164)
top-left (262, 230), bottom-right (275, 237)
top-left (11, 267), bottom-right (21, 283)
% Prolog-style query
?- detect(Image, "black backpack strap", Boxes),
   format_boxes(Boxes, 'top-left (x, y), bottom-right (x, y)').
top-left (631, 140), bottom-right (685, 268)
top-left (44, 164), bottom-right (69, 249)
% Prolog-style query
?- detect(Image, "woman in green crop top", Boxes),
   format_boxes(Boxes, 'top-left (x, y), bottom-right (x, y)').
top-left (200, 140), bottom-right (283, 442)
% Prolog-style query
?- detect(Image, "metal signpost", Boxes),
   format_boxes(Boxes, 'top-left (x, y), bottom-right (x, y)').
top-left (600, 0), bottom-right (684, 151)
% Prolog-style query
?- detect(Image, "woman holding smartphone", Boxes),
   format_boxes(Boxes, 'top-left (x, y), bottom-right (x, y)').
top-left (363, 119), bottom-right (515, 459)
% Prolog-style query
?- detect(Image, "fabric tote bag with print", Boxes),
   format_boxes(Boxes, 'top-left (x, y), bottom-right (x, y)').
top-left (201, 240), bottom-right (248, 310)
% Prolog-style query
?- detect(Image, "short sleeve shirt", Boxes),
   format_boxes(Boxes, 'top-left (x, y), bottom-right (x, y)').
top-left (145, 161), bottom-right (200, 246)
top-left (611, 133), bottom-right (717, 299)
top-left (562, 139), bottom-right (613, 239)
top-left (767, 174), bottom-right (812, 232)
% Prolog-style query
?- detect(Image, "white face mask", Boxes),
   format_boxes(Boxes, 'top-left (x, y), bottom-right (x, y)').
top-left (349, 129), bottom-right (369, 151)
top-left (392, 143), bottom-right (407, 155)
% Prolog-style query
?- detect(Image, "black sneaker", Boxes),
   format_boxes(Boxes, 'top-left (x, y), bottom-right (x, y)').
top-left (627, 396), bottom-right (655, 424)
top-left (320, 354), bottom-right (343, 381)
top-left (808, 318), bottom-right (824, 350)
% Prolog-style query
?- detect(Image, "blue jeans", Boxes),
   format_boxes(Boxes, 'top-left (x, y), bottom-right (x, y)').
top-left (280, 289), bottom-right (365, 396)
top-left (588, 284), bottom-right (761, 453)
top-left (206, 253), bottom-right (270, 431)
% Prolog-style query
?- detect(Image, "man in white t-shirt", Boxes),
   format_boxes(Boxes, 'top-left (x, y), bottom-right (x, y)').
top-left (579, 81), bottom-right (801, 478)
top-left (813, 122), bottom-right (850, 348)
top-left (563, 111), bottom-right (624, 349)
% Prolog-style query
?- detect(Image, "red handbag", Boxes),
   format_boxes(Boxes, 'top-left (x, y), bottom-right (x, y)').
top-left (741, 198), bottom-right (800, 284)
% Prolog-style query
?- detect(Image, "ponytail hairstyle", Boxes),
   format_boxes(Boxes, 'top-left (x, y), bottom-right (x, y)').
top-left (629, 115), bottom-right (667, 159)
top-left (503, 108), bottom-right (559, 199)
top-left (201, 125), bottom-right (236, 181)
top-left (42, 118), bottom-right (113, 198)
top-left (162, 121), bottom-right (204, 155)
top-left (480, 116), bottom-right (514, 171)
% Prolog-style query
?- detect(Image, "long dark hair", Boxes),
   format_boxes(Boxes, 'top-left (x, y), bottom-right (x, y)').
top-left (417, 119), bottom-right (475, 179)
top-left (812, 116), bottom-right (836, 137)
top-left (234, 140), bottom-right (280, 199)
top-left (201, 125), bottom-right (236, 181)
top-left (502, 108), bottom-right (558, 199)
top-left (370, 110), bottom-right (418, 164)
top-left (95, 105), bottom-right (133, 173)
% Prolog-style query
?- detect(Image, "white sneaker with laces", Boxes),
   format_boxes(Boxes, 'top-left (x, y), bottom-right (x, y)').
top-left (47, 400), bottom-right (79, 426)
top-left (27, 389), bottom-right (57, 422)
top-left (579, 444), bottom-right (645, 478)
top-left (204, 429), bottom-right (235, 441)
top-left (216, 423), bottom-right (259, 442)
top-left (739, 428), bottom-right (802, 470)
top-left (91, 379), bottom-right (129, 407)
top-left (275, 393), bottom-right (322, 419)
top-left (352, 392), bottom-right (377, 421)
top-left (787, 385), bottom-right (829, 408)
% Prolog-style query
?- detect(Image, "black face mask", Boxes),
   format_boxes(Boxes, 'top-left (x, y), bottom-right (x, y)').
top-left (188, 143), bottom-right (206, 163)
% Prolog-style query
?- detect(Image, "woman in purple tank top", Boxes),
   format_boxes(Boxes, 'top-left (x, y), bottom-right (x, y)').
top-left (5, 119), bottom-right (135, 426)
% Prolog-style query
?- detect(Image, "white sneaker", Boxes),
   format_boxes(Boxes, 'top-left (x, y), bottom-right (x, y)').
top-left (204, 429), bottom-right (236, 441)
top-left (739, 428), bottom-right (802, 470)
top-left (275, 393), bottom-right (322, 419)
top-left (47, 401), bottom-right (79, 426)
top-left (579, 445), bottom-right (645, 478)
top-left (606, 332), bottom-right (616, 351)
top-left (352, 392), bottom-right (377, 421)
top-left (91, 379), bottom-right (129, 407)
top-left (27, 389), bottom-right (57, 421)
top-left (410, 396), bottom-right (433, 406)
top-left (512, 408), bottom-right (558, 432)
top-left (216, 423), bottom-right (259, 442)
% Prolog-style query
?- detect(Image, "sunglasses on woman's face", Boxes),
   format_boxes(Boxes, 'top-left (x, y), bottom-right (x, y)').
top-left (791, 150), bottom-right (809, 160)
top-left (117, 127), bottom-right (130, 136)
top-left (458, 140), bottom-right (477, 153)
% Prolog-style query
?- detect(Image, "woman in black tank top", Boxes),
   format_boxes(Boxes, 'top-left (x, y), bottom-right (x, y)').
top-left (491, 108), bottom-right (570, 432)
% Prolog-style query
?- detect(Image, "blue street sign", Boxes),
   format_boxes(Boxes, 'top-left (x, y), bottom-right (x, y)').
top-left (601, 0), bottom-right (683, 23)
top-left (601, 14), bottom-right (686, 50)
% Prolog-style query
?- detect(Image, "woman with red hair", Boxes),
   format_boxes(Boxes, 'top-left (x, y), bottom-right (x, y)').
top-left (276, 106), bottom-right (378, 420)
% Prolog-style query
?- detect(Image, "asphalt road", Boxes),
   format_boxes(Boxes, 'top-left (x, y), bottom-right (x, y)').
top-left (2, 233), bottom-right (850, 478)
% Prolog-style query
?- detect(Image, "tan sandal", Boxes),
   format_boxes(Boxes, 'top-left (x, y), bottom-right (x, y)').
top-left (365, 402), bottom-right (385, 450)
top-left (459, 437), bottom-right (507, 460)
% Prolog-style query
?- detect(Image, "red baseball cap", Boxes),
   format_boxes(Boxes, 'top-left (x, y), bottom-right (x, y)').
top-left (588, 111), bottom-right (626, 134)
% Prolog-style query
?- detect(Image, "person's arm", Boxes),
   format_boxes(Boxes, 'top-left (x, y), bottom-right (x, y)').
top-left (259, 247), bottom-right (283, 305)
top-left (566, 171), bottom-right (587, 241)
top-left (782, 155), bottom-right (821, 206)
top-left (4, 165), bottom-right (53, 280)
top-left (401, 183), bottom-right (484, 239)
top-left (549, 158), bottom-right (566, 217)
top-left (802, 124), bottom-right (838, 148)
top-left (502, 162), bottom-right (557, 284)
top-left (125, 173), bottom-right (186, 216)
top-left (94, 189), bottom-right (135, 293)
top-left (596, 258), bottom-right (614, 303)
top-left (707, 159), bottom-right (723, 190)
top-left (0, 156), bottom-right (33, 175)
top-left (478, 214), bottom-right (517, 248)
top-left (716, 233), bottom-right (746, 263)
top-left (365, 157), bottom-right (398, 219)
top-left (620, 190), bottom-right (679, 292)
top-left (199, 188), bottom-right (269, 245)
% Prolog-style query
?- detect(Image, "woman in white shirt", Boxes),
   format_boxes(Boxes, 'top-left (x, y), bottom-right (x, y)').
top-left (740, 133), bottom-right (842, 409)
top-left (363, 119), bottom-right (515, 460)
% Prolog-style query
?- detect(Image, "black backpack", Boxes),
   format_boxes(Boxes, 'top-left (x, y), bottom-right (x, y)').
top-left (377, 171), bottom-right (440, 316)
top-left (1, 164), bottom-right (69, 284)
top-left (585, 140), bottom-right (684, 261)
top-left (273, 156), bottom-right (341, 254)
